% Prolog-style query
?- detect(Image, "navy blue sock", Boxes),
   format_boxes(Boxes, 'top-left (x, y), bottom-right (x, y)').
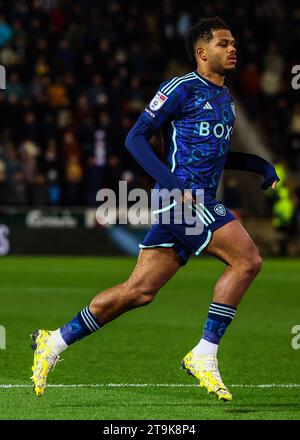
top-left (202, 302), bottom-right (236, 344)
top-left (59, 306), bottom-right (103, 346)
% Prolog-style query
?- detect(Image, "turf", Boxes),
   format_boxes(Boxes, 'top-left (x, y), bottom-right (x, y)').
top-left (0, 256), bottom-right (300, 420)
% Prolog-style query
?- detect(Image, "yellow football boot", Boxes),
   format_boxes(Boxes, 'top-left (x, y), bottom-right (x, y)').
top-left (30, 330), bottom-right (59, 397)
top-left (181, 351), bottom-right (232, 401)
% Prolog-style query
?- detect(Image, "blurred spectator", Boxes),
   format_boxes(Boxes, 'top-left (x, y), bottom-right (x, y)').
top-left (30, 173), bottom-right (48, 205)
top-left (65, 154), bottom-right (83, 205)
top-left (22, 112), bottom-right (39, 142)
top-left (11, 171), bottom-right (28, 205)
top-left (239, 63), bottom-right (260, 118)
top-left (0, 162), bottom-right (11, 205)
top-left (47, 169), bottom-right (61, 206)
top-left (61, 131), bottom-right (80, 162)
top-left (84, 155), bottom-right (106, 206)
top-left (0, 44), bottom-right (20, 67)
top-left (260, 44), bottom-right (284, 119)
top-left (19, 139), bottom-right (40, 184)
top-left (87, 74), bottom-right (108, 107)
top-left (0, 15), bottom-right (13, 46)
top-left (47, 81), bottom-right (69, 107)
top-left (6, 72), bottom-right (24, 99)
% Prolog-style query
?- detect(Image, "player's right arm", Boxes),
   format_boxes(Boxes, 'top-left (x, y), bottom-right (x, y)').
top-left (125, 83), bottom-right (186, 192)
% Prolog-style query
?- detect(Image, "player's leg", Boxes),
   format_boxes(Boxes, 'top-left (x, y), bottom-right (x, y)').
top-left (53, 247), bottom-right (181, 347)
top-left (31, 248), bottom-right (181, 396)
top-left (88, 247), bottom-right (181, 323)
top-left (191, 218), bottom-right (262, 354)
top-left (206, 218), bottom-right (262, 306)
top-left (182, 219), bottom-right (262, 401)
top-left (196, 219), bottom-right (261, 350)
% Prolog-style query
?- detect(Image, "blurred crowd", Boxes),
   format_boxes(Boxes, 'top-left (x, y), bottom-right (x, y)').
top-left (0, 0), bottom-right (299, 217)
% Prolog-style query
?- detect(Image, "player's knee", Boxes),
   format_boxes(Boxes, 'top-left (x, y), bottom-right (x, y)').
top-left (254, 253), bottom-right (263, 274)
top-left (241, 252), bottom-right (262, 278)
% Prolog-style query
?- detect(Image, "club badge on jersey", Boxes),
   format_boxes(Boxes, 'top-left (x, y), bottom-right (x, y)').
top-left (214, 204), bottom-right (226, 216)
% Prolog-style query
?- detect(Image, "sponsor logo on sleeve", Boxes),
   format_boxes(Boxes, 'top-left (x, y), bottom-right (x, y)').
top-left (149, 91), bottom-right (168, 111)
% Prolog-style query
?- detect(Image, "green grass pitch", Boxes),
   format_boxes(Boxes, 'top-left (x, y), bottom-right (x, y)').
top-left (0, 256), bottom-right (300, 420)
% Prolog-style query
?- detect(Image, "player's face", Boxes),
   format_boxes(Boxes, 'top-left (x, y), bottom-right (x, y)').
top-left (203, 29), bottom-right (237, 75)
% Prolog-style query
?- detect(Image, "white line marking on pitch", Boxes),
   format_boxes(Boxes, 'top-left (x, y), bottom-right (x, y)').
top-left (0, 383), bottom-right (300, 389)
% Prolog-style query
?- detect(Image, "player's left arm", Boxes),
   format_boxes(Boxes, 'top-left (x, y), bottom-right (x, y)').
top-left (224, 151), bottom-right (280, 189)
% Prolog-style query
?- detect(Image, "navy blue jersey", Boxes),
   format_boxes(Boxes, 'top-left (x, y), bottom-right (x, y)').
top-left (140, 71), bottom-right (236, 197)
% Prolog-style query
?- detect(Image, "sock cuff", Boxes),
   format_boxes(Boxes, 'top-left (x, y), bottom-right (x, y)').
top-left (212, 301), bottom-right (236, 311)
top-left (208, 302), bottom-right (236, 323)
top-left (78, 307), bottom-right (103, 333)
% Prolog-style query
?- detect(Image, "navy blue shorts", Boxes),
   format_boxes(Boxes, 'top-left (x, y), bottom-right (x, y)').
top-left (139, 198), bottom-right (236, 265)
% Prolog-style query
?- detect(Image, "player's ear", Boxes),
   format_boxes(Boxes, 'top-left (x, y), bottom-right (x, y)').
top-left (196, 46), bottom-right (207, 62)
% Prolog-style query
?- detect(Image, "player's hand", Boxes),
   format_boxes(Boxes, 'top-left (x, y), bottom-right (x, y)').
top-left (261, 171), bottom-right (280, 190)
top-left (181, 190), bottom-right (195, 204)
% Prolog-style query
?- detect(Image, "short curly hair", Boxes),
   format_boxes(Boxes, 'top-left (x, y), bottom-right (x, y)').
top-left (185, 17), bottom-right (230, 65)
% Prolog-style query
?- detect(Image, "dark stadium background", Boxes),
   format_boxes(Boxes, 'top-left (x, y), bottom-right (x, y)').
top-left (0, 0), bottom-right (300, 423)
top-left (0, 0), bottom-right (299, 256)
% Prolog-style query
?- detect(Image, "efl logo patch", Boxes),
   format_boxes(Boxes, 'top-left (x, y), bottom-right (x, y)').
top-left (149, 91), bottom-right (168, 111)
top-left (231, 102), bottom-right (236, 117)
top-left (214, 204), bottom-right (226, 216)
